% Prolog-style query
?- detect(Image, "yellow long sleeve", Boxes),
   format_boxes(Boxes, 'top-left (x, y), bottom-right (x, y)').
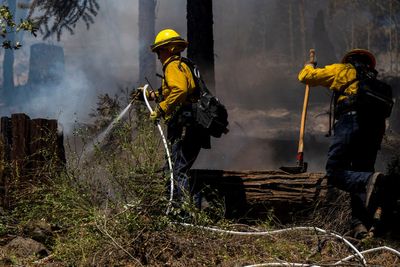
top-left (298, 63), bottom-right (359, 98)
top-left (158, 58), bottom-right (196, 116)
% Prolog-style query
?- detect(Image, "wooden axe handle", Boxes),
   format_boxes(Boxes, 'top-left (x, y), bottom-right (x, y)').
top-left (309, 49), bottom-right (316, 65)
top-left (297, 49), bottom-right (316, 164)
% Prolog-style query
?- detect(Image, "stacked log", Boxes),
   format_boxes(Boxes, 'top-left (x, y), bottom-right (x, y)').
top-left (0, 113), bottom-right (65, 208)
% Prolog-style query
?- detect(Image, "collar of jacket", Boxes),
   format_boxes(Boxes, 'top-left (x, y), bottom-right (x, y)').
top-left (162, 55), bottom-right (182, 69)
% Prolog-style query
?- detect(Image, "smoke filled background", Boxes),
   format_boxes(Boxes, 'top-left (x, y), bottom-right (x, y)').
top-left (1, 0), bottom-right (399, 172)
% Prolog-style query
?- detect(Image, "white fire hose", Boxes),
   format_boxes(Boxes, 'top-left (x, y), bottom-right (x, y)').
top-left (140, 85), bottom-right (400, 267)
top-left (143, 84), bottom-right (174, 214)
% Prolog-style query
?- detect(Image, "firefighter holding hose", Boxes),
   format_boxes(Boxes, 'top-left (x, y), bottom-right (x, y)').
top-left (134, 29), bottom-right (210, 214)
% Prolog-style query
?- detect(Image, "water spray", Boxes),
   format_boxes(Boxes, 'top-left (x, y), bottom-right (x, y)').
top-left (143, 84), bottom-right (174, 214)
top-left (81, 100), bottom-right (134, 160)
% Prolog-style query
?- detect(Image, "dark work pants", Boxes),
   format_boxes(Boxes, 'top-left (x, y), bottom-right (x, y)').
top-left (326, 112), bottom-right (385, 228)
top-left (167, 124), bottom-right (205, 208)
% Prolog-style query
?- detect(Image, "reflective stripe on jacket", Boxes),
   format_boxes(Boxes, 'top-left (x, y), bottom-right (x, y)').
top-left (158, 56), bottom-right (196, 117)
top-left (298, 63), bottom-right (359, 102)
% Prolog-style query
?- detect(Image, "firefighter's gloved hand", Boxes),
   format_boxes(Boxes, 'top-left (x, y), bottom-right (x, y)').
top-left (130, 86), bottom-right (154, 102)
top-left (150, 106), bottom-right (163, 123)
top-left (304, 60), bottom-right (317, 68)
top-left (130, 87), bottom-right (144, 102)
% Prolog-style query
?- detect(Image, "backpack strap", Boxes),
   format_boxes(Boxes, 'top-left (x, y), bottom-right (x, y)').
top-left (179, 57), bottom-right (211, 95)
top-left (163, 56), bottom-right (211, 96)
top-left (326, 78), bottom-right (358, 137)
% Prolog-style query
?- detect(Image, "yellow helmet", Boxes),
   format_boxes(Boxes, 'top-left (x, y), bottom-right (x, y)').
top-left (150, 29), bottom-right (188, 53)
top-left (341, 49), bottom-right (376, 69)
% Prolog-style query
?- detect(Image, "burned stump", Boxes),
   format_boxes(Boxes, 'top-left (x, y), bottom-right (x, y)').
top-left (0, 113), bottom-right (65, 208)
top-left (191, 169), bottom-right (328, 221)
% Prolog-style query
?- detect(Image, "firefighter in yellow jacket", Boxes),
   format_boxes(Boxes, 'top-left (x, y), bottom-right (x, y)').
top-left (139, 29), bottom-right (210, 212)
top-left (298, 49), bottom-right (390, 239)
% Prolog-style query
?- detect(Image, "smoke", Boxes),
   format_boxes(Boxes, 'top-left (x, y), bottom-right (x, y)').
top-left (23, 71), bottom-right (93, 133)
top-left (4, 0), bottom-right (189, 131)
top-left (1, 0), bottom-right (333, 171)
top-left (2, 0), bottom-right (142, 133)
top-left (1, 0), bottom-right (395, 172)
top-left (194, 0), bottom-right (334, 171)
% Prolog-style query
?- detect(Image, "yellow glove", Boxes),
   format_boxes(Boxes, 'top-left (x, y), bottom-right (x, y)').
top-left (150, 106), bottom-right (163, 123)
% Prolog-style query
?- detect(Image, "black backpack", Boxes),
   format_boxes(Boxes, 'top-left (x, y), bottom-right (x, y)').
top-left (164, 57), bottom-right (229, 138)
top-left (328, 66), bottom-right (393, 136)
top-left (354, 69), bottom-right (394, 118)
top-left (334, 67), bottom-right (394, 119)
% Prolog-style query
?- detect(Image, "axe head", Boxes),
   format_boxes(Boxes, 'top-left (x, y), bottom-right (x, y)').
top-left (280, 162), bottom-right (308, 174)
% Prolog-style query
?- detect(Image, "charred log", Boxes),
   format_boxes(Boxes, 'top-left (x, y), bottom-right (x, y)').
top-left (191, 169), bottom-right (329, 221)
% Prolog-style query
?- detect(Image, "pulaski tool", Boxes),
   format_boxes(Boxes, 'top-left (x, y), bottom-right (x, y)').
top-left (280, 49), bottom-right (316, 174)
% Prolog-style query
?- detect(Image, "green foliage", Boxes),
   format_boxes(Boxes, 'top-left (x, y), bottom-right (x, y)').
top-left (29, 0), bottom-right (99, 40)
top-left (52, 225), bottom-right (102, 265)
top-left (0, 5), bottom-right (38, 49)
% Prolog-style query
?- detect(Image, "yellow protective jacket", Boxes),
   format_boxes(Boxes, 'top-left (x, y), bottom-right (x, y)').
top-left (158, 56), bottom-right (197, 119)
top-left (298, 63), bottom-right (359, 102)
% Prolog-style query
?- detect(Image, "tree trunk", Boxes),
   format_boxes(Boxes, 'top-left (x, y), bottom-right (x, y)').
top-left (389, 0), bottom-right (394, 74)
top-left (0, 113), bottom-right (65, 209)
top-left (187, 0), bottom-right (215, 93)
top-left (28, 44), bottom-right (65, 86)
top-left (351, 18), bottom-right (355, 49)
top-left (298, 0), bottom-right (306, 61)
top-left (288, 2), bottom-right (295, 64)
top-left (312, 10), bottom-right (337, 65)
top-left (138, 0), bottom-right (156, 86)
top-left (3, 0), bottom-right (16, 101)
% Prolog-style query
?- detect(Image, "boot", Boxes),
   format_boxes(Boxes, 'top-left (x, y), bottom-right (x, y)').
top-left (352, 223), bottom-right (368, 240)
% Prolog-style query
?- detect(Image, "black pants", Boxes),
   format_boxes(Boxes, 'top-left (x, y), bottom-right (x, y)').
top-left (326, 112), bottom-right (385, 228)
top-left (166, 122), bottom-right (210, 208)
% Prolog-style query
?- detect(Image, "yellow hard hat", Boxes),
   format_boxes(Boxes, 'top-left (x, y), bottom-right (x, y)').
top-left (150, 29), bottom-right (188, 53)
top-left (341, 49), bottom-right (376, 69)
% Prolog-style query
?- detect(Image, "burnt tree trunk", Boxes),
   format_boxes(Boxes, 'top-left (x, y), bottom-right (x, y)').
top-left (191, 169), bottom-right (328, 221)
top-left (187, 0), bottom-right (215, 93)
top-left (28, 43), bottom-right (65, 86)
top-left (138, 0), bottom-right (156, 86)
top-left (312, 10), bottom-right (337, 66)
top-left (0, 113), bottom-right (65, 208)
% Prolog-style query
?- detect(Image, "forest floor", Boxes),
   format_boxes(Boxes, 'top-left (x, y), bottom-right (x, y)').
top-left (0, 101), bottom-right (400, 266)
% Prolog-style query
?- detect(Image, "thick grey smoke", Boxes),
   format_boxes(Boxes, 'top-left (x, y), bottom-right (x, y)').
top-left (2, 0), bottom-right (397, 172)
top-left (3, 0), bottom-right (141, 133)
top-left (195, 1), bottom-right (334, 171)
top-left (6, 0), bottom-right (187, 132)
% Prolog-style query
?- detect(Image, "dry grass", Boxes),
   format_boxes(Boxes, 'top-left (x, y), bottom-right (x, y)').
top-left (1, 96), bottom-right (400, 266)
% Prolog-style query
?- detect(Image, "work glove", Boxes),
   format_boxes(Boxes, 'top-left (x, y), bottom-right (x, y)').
top-left (130, 87), bottom-right (144, 102)
top-left (304, 61), bottom-right (317, 68)
top-left (130, 86), bottom-right (155, 102)
top-left (305, 49), bottom-right (317, 67)
top-left (150, 106), bottom-right (163, 123)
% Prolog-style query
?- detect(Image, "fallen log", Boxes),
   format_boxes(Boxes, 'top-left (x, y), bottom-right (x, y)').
top-left (190, 169), bottom-right (330, 221)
